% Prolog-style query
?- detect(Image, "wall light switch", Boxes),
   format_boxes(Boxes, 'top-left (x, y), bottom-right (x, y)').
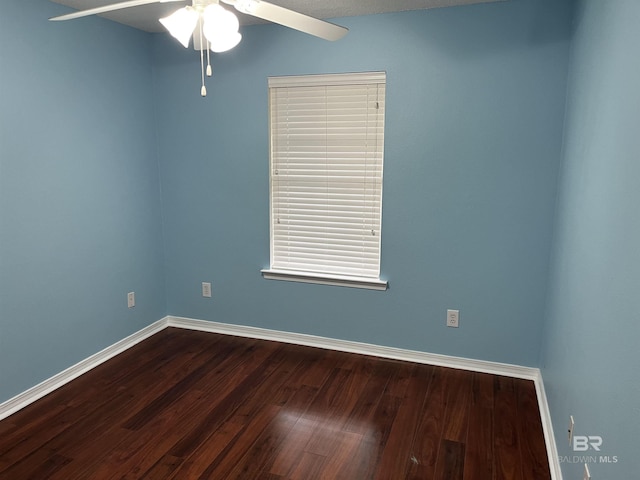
top-left (127, 292), bottom-right (135, 309)
top-left (447, 309), bottom-right (459, 328)
top-left (202, 282), bottom-right (212, 298)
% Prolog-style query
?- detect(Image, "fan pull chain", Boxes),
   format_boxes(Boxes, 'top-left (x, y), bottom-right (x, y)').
top-left (206, 41), bottom-right (212, 77)
top-left (199, 16), bottom-right (207, 97)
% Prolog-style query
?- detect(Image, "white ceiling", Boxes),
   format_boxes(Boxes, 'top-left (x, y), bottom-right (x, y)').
top-left (50, 0), bottom-right (503, 33)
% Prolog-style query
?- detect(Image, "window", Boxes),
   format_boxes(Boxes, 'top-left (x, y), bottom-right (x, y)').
top-left (262, 72), bottom-right (387, 290)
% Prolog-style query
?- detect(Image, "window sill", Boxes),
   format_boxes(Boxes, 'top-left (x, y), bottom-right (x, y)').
top-left (261, 269), bottom-right (388, 291)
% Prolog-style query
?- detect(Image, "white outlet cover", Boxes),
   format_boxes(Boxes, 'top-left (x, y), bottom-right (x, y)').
top-left (127, 292), bottom-right (135, 308)
top-left (446, 309), bottom-right (459, 328)
top-left (202, 282), bottom-right (212, 298)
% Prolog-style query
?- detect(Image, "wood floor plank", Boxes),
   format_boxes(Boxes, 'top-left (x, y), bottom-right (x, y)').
top-left (0, 449), bottom-right (72, 480)
top-left (301, 367), bottom-right (371, 457)
top-left (342, 361), bottom-right (393, 435)
top-left (226, 385), bottom-right (320, 479)
top-left (264, 360), bottom-right (338, 477)
top-left (0, 328), bottom-right (196, 461)
top-left (338, 361), bottom-right (413, 480)
top-left (494, 375), bottom-right (523, 480)
top-left (433, 439), bottom-right (465, 480)
top-left (463, 372), bottom-right (495, 480)
top-left (515, 378), bottom-right (551, 480)
top-left (309, 364), bottom-right (393, 480)
top-left (441, 369), bottom-right (473, 443)
top-left (0, 329), bottom-right (551, 480)
top-left (0, 333), bottom-right (206, 477)
top-left (199, 404), bottom-right (284, 479)
top-left (160, 416), bottom-right (245, 480)
top-left (166, 342), bottom-right (288, 460)
top-left (30, 334), bottom-right (241, 480)
top-left (93, 338), bottom-right (281, 479)
top-left (313, 431), bottom-right (361, 479)
top-left (99, 339), bottom-right (278, 480)
top-left (40, 335), bottom-right (238, 480)
top-left (222, 350), bottom-right (329, 478)
top-left (164, 346), bottom-right (305, 479)
top-left (288, 451), bottom-right (326, 480)
top-left (431, 369), bottom-right (472, 479)
top-left (373, 363), bottom-right (433, 479)
top-left (122, 339), bottom-right (239, 430)
top-left (406, 366), bottom-right (451, 479)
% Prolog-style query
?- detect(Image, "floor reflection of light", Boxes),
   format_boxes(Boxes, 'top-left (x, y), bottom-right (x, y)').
top-left (277, 409), bottom-right (376, 438)
top-left (274, 408), bottom-right (378, 455)
top-left (264, 408), bottom-right (384, 476)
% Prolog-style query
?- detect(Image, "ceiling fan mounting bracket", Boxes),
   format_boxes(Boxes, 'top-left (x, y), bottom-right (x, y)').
top-left (192, 0), bottom-right (218, 11)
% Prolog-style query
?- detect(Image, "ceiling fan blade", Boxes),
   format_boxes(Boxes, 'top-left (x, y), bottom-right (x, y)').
top-left (49, 0), bottom-right (185, 22)
top-left (222, 0), bottom-right (348, 41)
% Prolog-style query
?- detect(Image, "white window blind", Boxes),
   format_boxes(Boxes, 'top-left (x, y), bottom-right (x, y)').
top-left (264, 72), bottom-right (387, 290)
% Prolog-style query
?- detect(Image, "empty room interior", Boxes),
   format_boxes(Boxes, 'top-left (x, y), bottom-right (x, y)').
top-left (0, 0), bottom-right (638, 478)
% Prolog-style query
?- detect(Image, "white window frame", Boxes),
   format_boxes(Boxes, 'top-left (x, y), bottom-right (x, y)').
top-left (262, 72), bottom-right (387, 290)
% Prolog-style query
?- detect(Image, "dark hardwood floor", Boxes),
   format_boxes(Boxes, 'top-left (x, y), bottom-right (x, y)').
top-left (0, 328), bottom-right (551, 479)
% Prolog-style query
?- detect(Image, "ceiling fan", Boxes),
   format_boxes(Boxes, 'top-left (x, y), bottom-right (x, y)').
top-left (50, 0), bottom-right (349, 96)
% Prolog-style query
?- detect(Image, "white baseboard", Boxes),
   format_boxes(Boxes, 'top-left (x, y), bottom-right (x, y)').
top-left (0, 314), bottom-right (562, 479)
top-left (534, 370), bottom-right (563, 480)
top-left (0, 318), bottom-right (167, 421)
top-left (167, 316), bottom-right (539, 379)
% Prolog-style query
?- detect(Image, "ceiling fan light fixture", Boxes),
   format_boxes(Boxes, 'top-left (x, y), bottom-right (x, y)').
top-left (159, 6), bottom-right (199, 48)
top-left (208, 31), bottom-right (242, 53)
top-left (202, 3), bottom-right (241, 53)
top-left (203, 4), bottom-right (239, 33)
top-left (49, 0), bottom-right (348, 97)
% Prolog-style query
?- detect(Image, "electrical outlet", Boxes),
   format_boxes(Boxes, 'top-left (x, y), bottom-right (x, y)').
top-left (202, 282), bottom-right (212, 298)
top-left (446, 309), bottom-right (459, 328)
top-left (568, 415), bottom-right (575, 446)
top-left (127, 292), bottom-right (135, 309)
top-left (583, 463), bottom-right (591, 480)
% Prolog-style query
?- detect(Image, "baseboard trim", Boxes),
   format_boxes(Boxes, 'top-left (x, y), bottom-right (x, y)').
top-left (0, 318), bottom-right (168, 421)
top-left (534, 371), bottom-right (563, 480)
top-left (167, 316), bottom-right (538, 379)
top-left (0, 314), bottom-right (562, 479)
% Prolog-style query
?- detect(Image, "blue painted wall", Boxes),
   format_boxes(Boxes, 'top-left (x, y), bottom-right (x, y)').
top-left (154, 0), bottom-right (573, 366)
top-left (540, 0), bottom-right (640, 477)
top-left (0, 0), bottom-right (165, 403)
top-left (3, 1), bottom-right (637, 475)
